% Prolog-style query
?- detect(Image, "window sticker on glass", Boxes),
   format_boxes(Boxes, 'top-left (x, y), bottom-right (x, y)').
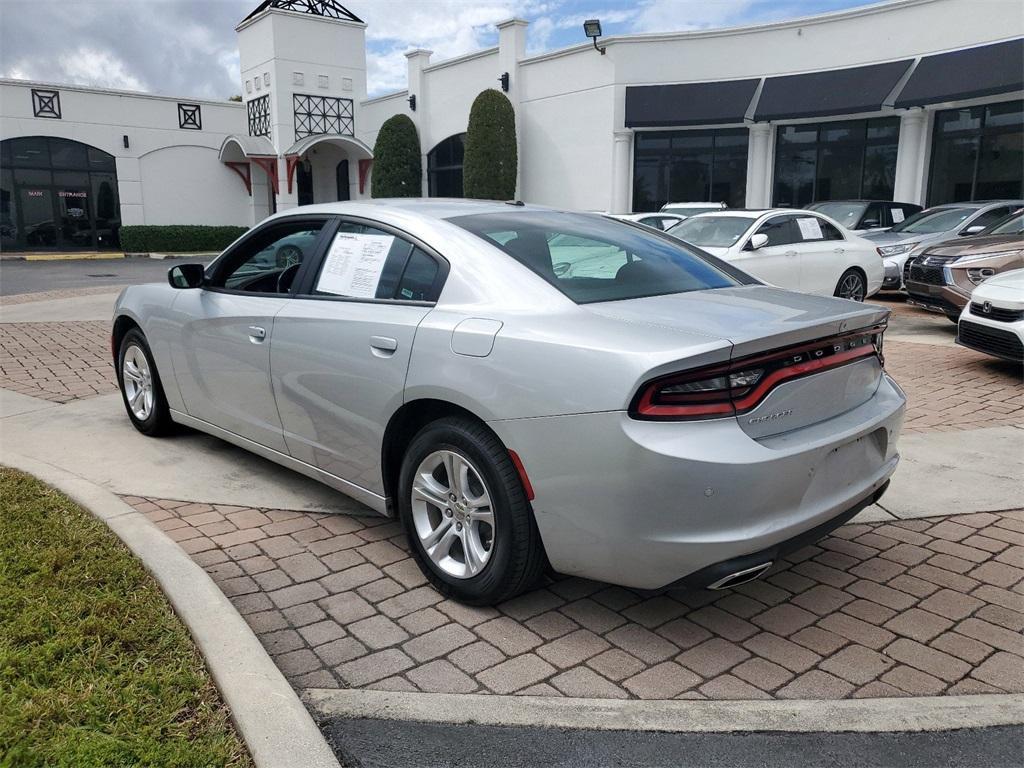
top-left (796, 217), bottom-right (823, 240)
top-left (317, 232), bottom-right (394, 297)
top-left (891, 208), bottom-right (905, 223)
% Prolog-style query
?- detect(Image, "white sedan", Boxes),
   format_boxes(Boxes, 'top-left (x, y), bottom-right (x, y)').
top-left (667, 209), bottom-right (883, 300)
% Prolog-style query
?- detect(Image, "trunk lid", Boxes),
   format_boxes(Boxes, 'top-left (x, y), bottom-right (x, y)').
top-left (588, 285), bottom-right (889, 438)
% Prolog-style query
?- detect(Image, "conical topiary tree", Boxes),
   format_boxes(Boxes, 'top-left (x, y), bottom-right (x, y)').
top-left (371, 114), bottom-right (422, 197)
top-left (463, 89), bottom-right (517, 200)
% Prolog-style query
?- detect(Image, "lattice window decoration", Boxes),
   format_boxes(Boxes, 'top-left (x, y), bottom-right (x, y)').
top-left (32, 89), bottom-right (61, 119)
top-left (318, 75), bottom-right (329, 89)
top-left (293, 72), bottom-right (305, 86)
top-left (248, 95), bottom-right (271, 138)
top-left (178, 103), bottom-right (202, 130)
top-left (293, 94), bottom-right (354, 138)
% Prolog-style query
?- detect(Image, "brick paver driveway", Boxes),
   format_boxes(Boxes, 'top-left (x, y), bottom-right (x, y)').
top-left (133, 496), bottom-right (1024, 700)
top-left (4, 287), bottom-right (1023, 703)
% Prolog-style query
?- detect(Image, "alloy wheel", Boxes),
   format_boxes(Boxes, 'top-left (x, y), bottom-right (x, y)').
top-left (121, 344), bottom-right (154, 420)
top-left (410, 449), bottom-right (495, 579)
top-left (838, 273), bottom-right (866, 301)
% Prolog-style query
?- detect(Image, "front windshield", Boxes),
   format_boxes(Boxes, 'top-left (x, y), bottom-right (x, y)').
top-left (983, 211), bottom-right (1024, 236)
top-left (807, 203), bottom-right (867, 229)
top-left (890, 207), bottom-right (974, 234)
top-left (667, 216), bottom-right (757, 247)
top-left (451, 211), bottom-right (748, 304)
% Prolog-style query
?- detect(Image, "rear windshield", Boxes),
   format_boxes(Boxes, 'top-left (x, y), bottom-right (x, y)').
top-left (889, 206), bottom-right (974, 234)
top-left (806, 202), bottom-right (867, 228)
top-left (450, 211), bottom-right (745, 304)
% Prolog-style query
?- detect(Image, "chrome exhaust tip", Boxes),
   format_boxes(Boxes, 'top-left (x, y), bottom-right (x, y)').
top-left (706, 561), bottom-right (773, 590)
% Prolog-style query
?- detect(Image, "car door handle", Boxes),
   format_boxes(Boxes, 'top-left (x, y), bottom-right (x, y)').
top-left (247, 325), bottom-right (266, 342)
top-left (785, 250), bottom-right (798, 258)
top-left (833, 247), bottom-right (845, 254)
top-left (370, 336), bottom-right (398, 356)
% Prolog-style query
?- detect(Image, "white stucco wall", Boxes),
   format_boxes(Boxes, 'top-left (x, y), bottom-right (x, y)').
top-left (138, 145), bottom-right (252, 225)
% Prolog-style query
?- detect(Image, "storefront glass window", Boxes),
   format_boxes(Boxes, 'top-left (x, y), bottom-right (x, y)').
top-left (773, 117), bottom-right (900, 207)
top-left (0, 137), bottom-right (120, 251)
top-left (428, 134), bottom-right (466, 198)
top-left (632, 128), bottom-right (748, 212)
top-left (928, 101), bottom-right (1023, 204)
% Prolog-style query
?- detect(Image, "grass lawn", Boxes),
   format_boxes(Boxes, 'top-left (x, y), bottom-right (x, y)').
top-left (0, 468), bottom-right (252, 768)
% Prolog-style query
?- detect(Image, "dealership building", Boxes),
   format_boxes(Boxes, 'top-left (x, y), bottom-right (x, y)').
top-left (0, 0), bottom-right (1021, 251)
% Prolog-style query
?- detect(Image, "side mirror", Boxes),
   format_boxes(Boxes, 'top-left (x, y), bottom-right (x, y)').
top-left (748, 233), bottom-right (769, 250)
top-left (862, 219), bottom-right (880, 229)
top-left (168, 263), bottom-right (205, 289)
top-left (961, 225), bottom-right (985, 236)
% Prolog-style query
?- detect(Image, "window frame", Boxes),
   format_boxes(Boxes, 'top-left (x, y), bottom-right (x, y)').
top-left (291, 215), bottom-right (450, 306)
top-left (203, 215), bottom-right (335, 297)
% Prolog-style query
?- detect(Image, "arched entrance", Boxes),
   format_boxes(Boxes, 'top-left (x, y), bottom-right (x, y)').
top-left (283, 134), bottom-right (372, 206)
top-left (1, 136), bottom-right (120, 251)
top-left (427, 133), bottom-right (466, 197)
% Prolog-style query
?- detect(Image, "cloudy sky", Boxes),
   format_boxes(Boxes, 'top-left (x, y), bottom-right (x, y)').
top-left (0, 0), bottom-right (882, 99)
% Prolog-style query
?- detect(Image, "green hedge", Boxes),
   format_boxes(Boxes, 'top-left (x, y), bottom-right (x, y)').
top-left (119, 225), bottom-right (249, 253)
top-left (463, 89), bottom-right (517, 200)
top-left (372, 114), bottom-right (422, 198)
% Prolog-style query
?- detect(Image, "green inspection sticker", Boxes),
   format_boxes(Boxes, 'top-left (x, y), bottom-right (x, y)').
top-left (401, 288), bottom-right (414, 299)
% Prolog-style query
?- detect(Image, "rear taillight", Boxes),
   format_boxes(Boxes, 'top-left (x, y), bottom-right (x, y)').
top-left (630, 324), bottom-right (885, 421)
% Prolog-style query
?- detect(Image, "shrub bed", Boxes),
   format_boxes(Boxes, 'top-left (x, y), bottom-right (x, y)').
top-left (119, 225), bottom-right (248, 253)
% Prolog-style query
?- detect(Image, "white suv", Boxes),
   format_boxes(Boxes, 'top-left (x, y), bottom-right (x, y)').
top-left (956, 268), bottom-right (1024, 364)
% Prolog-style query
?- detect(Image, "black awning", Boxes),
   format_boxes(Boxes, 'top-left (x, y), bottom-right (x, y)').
top-left (894, 38), bottom-right (1024, 108)
top-left (754, 60), bottom-right (913, 121)
top-left (625, 79), bottom-right (759, 127)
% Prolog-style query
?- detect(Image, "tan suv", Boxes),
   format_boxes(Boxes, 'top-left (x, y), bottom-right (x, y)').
top-left (904, 210), bottom-right (1024, 321)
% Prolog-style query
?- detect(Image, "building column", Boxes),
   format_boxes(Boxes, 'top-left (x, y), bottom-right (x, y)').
top-left (497, 19), bottom-right (528, 199)
top-left (611, 130), bottom-right (633, 214)
top-left (405, 49), bottom-right (432, 197)
top-left (893, 109), bottom-right (928, 205)
top-left (745, 123), bottom-right (772, 208)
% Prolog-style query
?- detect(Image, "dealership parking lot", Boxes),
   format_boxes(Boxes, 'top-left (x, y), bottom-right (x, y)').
top-left (1, 276), bottom-right (1022, 764)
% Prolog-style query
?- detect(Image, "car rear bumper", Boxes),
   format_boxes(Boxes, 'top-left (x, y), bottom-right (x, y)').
top-left (489, 373), bottom-right (906, 590)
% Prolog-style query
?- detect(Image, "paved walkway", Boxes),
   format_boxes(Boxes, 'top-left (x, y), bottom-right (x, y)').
top-left (2, 286), bottom-right (1022, 718)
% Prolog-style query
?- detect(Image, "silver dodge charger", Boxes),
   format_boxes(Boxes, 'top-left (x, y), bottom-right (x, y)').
top-left (112, 200), bottom-right (905, 605)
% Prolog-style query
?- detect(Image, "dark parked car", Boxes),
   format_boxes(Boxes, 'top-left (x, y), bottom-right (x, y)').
top-left (805, 200), bottom-right (922, 233)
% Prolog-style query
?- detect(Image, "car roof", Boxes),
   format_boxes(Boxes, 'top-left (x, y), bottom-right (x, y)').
top-left (266, 198), bottom-right (556, 223)
top-left (684, 209), bottom-right (815, 218)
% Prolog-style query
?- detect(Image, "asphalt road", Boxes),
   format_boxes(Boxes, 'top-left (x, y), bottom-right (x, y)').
top-left (322, 718), bottom-right (1024, 768)
top-left (0, 256), bottom-right (197, 296)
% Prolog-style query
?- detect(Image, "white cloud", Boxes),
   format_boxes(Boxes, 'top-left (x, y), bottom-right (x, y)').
top-left (57, 48), bottom-right (149, 92)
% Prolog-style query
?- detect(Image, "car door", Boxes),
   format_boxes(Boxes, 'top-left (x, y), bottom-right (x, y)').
top-left (792, 215), bottom-right (848, 295)
top-left (270, 219), bottom-right (446, 496)
top-left (169, 217), bottom-right (331, 453)
top-left (960, 205), bottom-right (1015, 236)
top-left (735, 214), bottom-right (800, 289)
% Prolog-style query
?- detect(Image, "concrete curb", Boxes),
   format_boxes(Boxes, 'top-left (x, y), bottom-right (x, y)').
top-left (304, 688), bottom-right (1024, 734)
top-left (3, 451), bottom-right (341, 768)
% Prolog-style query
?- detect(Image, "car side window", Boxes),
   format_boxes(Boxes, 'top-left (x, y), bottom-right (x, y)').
top-left (211, 221), bottom-right (325, 294)
top-left (862, 203), bottom-right (883, 229)
top-left (817, 219), bottom-right (844, 241)
top-left (310, 222), bottom-right (442, 302)
top-left (753, 216), bottom-right (797, 247)
top-left (969, 207), bottom-right (1012, 231)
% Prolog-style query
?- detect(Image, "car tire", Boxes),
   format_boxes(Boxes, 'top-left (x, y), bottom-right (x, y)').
top-left (397, 416), bottom-right (546, 605)
top-left (117, 328), bottom-right (173, 437)
top-left (834, 269), bottom-right (866, 301)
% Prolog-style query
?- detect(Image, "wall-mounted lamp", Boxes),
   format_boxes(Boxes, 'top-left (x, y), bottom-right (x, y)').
top-left (498, 72), bottom-right (510, 92)
top-left (122, 134), bottom-right (130, 149)
top-left (408, 94), bottom-right (417, 111)
top-left (583, 19), bottom-right (605, 55)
